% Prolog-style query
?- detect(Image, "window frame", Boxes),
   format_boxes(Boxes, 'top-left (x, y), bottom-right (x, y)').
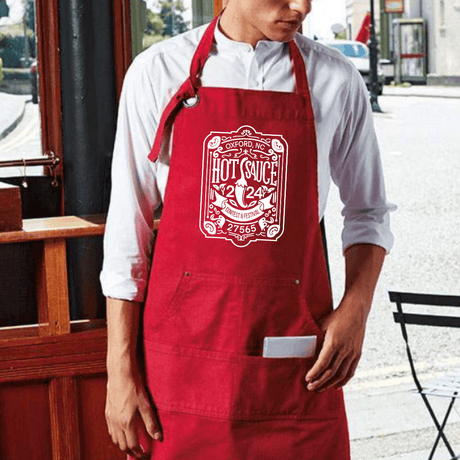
top-left (113, 0), bottom-right (133, 99)
top-left (32, 0), bottom-right (133, 215)
top-left (35, 0), bottom-right (62, 177)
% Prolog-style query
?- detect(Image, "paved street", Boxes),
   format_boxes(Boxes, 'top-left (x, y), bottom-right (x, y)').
top-left (0, 99), bottom-right (43, 177)
top-left (325, 95), bottom-right (460, 459)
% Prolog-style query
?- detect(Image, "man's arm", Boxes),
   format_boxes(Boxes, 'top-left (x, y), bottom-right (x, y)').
top-left (305, 243), bottom-right (386, 391)
top-left (105, 298), bottom-right (163, 459)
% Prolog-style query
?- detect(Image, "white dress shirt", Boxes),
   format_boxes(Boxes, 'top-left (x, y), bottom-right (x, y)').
top-left (100, 24), bottom-right (395, 302)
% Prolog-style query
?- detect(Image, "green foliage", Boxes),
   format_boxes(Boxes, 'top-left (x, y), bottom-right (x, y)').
top-left (26, 0), bottom-right (35, 31)
top-left (142, 1), bottom-right (188, 50)
top-left (0, 3), bottom-right (36, 68)
top-left (143, 7), bottom-right (166, 50)
top-left (0, 1), bottom-right (9, 18)
top-left (0, 34), bottom-right (36, 68)
top-left (159, 1), bottom-right (188, 36)
top-left (145, 9), bottom-right (165, 36)
top-left (334, 31), bottom-right (348, 40)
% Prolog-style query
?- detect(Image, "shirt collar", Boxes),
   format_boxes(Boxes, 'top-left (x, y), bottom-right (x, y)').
top-left (214, 20), bottom-right (287, 56)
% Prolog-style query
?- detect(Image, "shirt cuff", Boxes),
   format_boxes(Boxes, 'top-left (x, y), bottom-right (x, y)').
top-left (342, 208), bottom-right (395, 255)
top-left (100, 269), bottom-right (148, 302)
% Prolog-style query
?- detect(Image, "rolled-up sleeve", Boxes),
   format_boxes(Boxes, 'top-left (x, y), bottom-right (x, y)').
top-left (100, 56), bottom-right (162, 301)
top-left (329, 69), bottom-right (396, 254)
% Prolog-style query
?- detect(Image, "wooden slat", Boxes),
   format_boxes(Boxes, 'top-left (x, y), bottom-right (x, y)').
top-left (36, 238), bottom-right (70, 336)
top-left (0, 329), bottom-right (107, 384)
top-left (50, 377), bottom-right (81, 460)
top-left (0, 328), bottom-right (107, 359)
top-left (0, 342), bottom-right (106, 371)
top-left (0, 324), bottom-right (40, 341)
top-left (0, 356), bottom-right (106, 384)
top-left (0, 319), bottom-right (107, 341)
top-left (0, 215), bottom-right (160, 243)
top-left (0, 215), bottom-right (106, 244)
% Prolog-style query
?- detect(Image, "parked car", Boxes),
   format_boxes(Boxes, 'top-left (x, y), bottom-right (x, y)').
top-left (319, 40), bottom-right (385, 95)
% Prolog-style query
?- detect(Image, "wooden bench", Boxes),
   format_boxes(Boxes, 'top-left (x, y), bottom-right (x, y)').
top-left (0, 215), bottom-right (158, 459)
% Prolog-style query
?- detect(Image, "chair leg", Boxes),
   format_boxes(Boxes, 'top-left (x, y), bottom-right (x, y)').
top-left (426, 395), bottom-right (456, 460)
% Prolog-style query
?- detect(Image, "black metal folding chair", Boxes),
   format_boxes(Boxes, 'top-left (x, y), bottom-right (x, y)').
top-left (390, 291), bottom-right (460, 460)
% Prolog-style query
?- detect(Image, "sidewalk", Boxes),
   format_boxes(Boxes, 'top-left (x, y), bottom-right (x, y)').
top-left (346, 383), bottom-right (460, 459)
top-left (0, 92), bottom-right (29, 141)
top-left (383, 84), bottom-right (460, 99)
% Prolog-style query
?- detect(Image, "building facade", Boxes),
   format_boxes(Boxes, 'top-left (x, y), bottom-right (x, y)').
top-left (405, 0), bottom-right (460, 81)
top-left (346, 0), bottom-right (380, 41)
top-left (346, 0), bottom-right (460, 82)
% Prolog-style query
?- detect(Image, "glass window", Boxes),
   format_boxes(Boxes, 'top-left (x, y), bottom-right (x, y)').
top-left (191, 0), bottom-right (214, 28)
top-left (0, 0), bottom-right (44, 178)
top-left (131, 0), bottom-right (195, 59)
top-left (130, 0), bottom-right (223, 59)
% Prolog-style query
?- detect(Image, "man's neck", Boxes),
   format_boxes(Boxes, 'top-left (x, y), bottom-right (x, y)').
top-left (219, 5), bottom-right (268, 48)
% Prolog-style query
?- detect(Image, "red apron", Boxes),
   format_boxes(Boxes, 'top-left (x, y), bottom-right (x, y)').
top-left (142, 16), bottom-right (350, 460)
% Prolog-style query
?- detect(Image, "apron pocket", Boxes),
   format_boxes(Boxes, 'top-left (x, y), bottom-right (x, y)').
top-left (229, 354), bottom-right (344, 420)
top-left (144, 342), bottom-right (344, 421)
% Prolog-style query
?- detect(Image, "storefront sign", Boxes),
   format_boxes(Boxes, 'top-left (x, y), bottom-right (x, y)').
top-left (385, 0), bottom-right (405, 14)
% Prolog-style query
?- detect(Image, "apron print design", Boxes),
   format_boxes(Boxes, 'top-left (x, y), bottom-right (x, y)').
top-left (200, 125), bottom-right (288, 247)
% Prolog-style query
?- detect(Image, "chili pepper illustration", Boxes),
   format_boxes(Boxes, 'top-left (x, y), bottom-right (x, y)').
top-left (235, 157), bottom-right (248, 208)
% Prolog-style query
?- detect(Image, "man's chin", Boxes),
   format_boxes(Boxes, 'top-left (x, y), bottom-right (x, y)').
top-left (266, 24), bottom-right (300, 42)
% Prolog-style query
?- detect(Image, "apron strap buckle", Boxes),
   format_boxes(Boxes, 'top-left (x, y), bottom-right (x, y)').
top-left (148, 77), bottom-right (198, 162)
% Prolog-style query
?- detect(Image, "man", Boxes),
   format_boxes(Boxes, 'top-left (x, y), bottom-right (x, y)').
top-left (101, 1), bottom-right (394, 459)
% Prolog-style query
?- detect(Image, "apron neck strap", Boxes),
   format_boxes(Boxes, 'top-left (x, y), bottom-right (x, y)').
top-left (190, 15), bottom-right (311, 98)
top-left (149, 17), bottom-right (311, 163)
top-left (189, 14), bottom-right (221, 88)
top-left (288, 40), bottom-right (310, 98)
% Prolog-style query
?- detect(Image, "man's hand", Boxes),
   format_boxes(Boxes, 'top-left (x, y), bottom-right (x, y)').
top-left (105, 298), bottom-right (163, 459)
top-left (305, 243), bottom-right (386, 391)
top-left (106, 367), bottom-right (161, 459)
top-left (305, 297), bottom-right (367, 391)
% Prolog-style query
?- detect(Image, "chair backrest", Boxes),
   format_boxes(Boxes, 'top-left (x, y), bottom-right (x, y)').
top-left (390, 291), bottom-right (460, 330)
top-left (389, 291), bottom-right (460, 393)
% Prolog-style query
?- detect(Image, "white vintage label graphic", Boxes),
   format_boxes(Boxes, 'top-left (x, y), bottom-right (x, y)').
top-left (200, 125), bottom-right (288, 247)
